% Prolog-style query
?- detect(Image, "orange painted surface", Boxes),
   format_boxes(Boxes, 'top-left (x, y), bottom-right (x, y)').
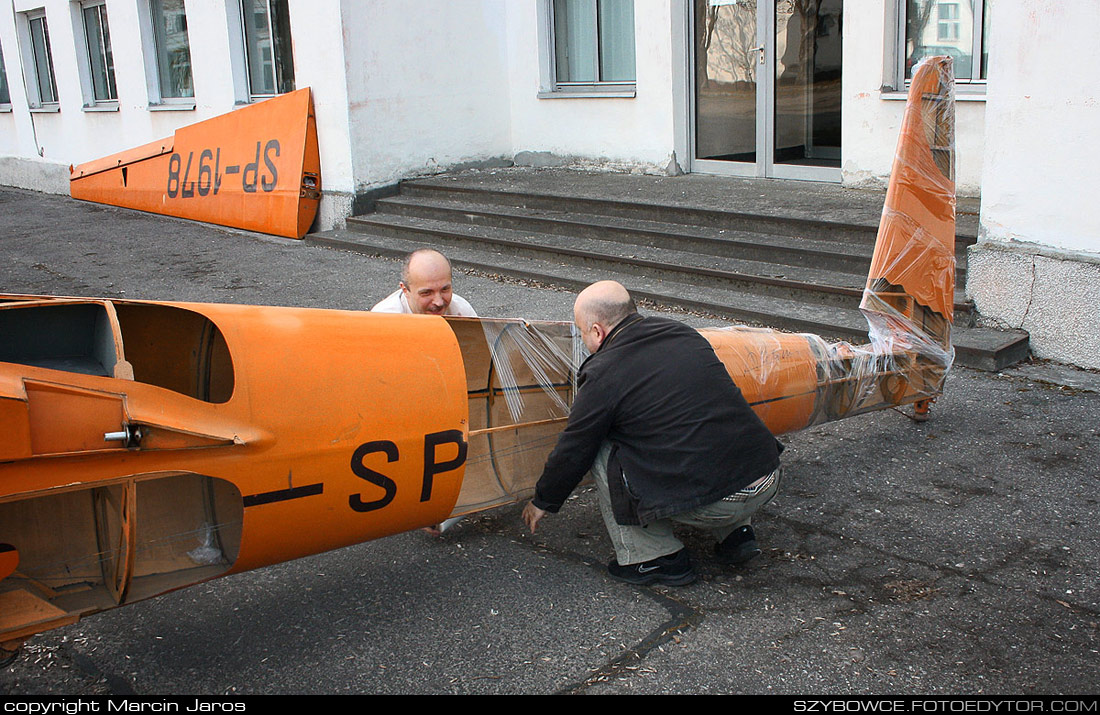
top-left (0, 299), bottom-right (471, 639)
top-left (865, 57), bottom-right (956, 321)
top-left (0, 545), bottom-right (16, 583)
top-left (703, 329), bottom-right (819, 435)
top-left (70, 89), bottom-right (321, 239)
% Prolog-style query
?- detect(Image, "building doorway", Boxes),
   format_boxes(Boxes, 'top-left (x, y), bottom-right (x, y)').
top-left (692, 0), bottom-right (843, 181)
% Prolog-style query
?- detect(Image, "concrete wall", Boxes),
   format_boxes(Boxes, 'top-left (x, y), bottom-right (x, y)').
top-left (505, 0), bottom-right (681, 173)
top-left (841, 0), bottom-right (985, 195)
top-left (340, 0), bottom-right (514, 194)
top-left (968, 0), bottom-right (1100, 369)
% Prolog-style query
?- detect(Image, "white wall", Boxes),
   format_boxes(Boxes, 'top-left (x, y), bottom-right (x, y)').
top-left (0, 8), bottom-right (37, 162)
top-left (967, 0), bottom-right (1100, 369)
top-left (0, 0), bottom-right (357, 229)
top-left (505, 0), bottom-right (680, 173)
top-left (841, 0), bottom-right (985, 195)
top-left (287, 0), bottom-right (354, 225)
top-left (340, 0), bottom-right (513, 193)
top-left (3, 0), bottom-right (236, 168)
top-left (978, 0), bottom-right (1100, 255)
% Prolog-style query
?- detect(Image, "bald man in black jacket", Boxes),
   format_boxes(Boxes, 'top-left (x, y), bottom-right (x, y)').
top-left (522, 281), bottom-right (783, 586)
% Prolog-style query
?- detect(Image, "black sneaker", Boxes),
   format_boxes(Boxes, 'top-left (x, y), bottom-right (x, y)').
top-left (715, 525), bottom-right (761, 566)
top-left (607, 549), bottom-right (696, 586)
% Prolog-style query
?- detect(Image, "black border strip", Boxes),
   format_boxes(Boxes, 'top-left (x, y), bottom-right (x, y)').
top-left (243, 482), bottom-right (324, 507)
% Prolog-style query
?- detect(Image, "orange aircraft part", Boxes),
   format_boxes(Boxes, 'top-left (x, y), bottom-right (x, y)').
top-left (0, 59), bottom-right (957, 646)
top-left (69, 88), bottom-right (321, 239)
top-left (863, 57), bottom-right (956, 325)
top-left (0, 297), bottom-right (572, 642)
top-left (0, 304), bottom-right (469, 573)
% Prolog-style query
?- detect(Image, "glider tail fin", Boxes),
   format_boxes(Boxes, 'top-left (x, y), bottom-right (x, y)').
top-left (860, 56), bottom-right (957, 376)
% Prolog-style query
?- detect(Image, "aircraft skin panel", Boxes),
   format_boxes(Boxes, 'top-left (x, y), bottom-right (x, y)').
top-left (70, 137), bottom-right (174, 178)
top-left (0, 301), bottom-right (470, 600)
top-left (868, 56), bottom-right (955, 318)
top-left (0, 59), bottom-right (958, 646)
top-left (69, 89), bottom-right (321, 239)
top-left (863, 57), bottom-right (957, 354)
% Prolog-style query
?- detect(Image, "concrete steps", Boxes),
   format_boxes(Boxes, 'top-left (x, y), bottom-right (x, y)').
top-left (307, 172), bottom-right (1029, 370)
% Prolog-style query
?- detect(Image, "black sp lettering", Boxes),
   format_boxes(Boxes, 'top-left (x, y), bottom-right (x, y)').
top-left (213, 148), bottom-right (222, 194)
top-left (197, 149), bottom-right (214, 196)
top-left (262, 139), bottom-right (280, 192)
top-left (180, 151), bottom-right (195, 198)
top-left (349, 440), bottom-right (399, 512)
top-left (242, 141), bottom-right (260, 193)
top-left (166, 153), bottom-right (181, 197)
top-left (421, 430), bottom-right (468, 502)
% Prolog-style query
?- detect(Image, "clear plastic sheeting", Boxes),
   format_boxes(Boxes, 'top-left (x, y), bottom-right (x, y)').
top-left (702, 322), bottom-right (949, 436)
top-left (478, 319), bottom-right (576, 423)
top-left (187, 523), bottom-right (225, 566)
top-left (443, 59), bottom-right (957, 518)
top-left (862, 54), bottom-right (956, 342)
top-left (446, 317), bottom-right (578, 516)
top-left (706, 56), bottom-right (956, 434)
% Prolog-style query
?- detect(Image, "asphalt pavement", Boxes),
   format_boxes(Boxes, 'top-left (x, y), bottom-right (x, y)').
top-left (1, 186), bottom-right (1098, 695)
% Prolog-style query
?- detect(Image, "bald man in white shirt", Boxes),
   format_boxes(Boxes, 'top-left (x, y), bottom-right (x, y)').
top-left (371, 249), bottom-right (477, 317)
top-left (372, 249), bottom-right (475, 536)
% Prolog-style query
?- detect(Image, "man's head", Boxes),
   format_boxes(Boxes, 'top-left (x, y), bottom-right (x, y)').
top-left (573, 280), bottom-right (637, 353)
top-left (400, 249), bottom-right (455, 315)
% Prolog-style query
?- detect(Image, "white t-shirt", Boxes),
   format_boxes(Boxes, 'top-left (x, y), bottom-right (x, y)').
top-left (370, 289), bottom-right (478, 317)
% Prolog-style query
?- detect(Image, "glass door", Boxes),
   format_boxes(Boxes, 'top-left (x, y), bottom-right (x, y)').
top-left (693, 0), bottom-right (843, 181)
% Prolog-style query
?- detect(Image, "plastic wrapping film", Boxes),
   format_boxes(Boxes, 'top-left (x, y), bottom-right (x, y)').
top-left (443, 57), bottom-right (957, 509)
top-left (703, 56), bottom-right (956, 433)
top-left (445, 317), bottom-right (579, 516)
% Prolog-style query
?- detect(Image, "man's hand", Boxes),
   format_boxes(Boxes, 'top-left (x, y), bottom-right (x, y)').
top-left (522, 501), bottom-right (547, 534)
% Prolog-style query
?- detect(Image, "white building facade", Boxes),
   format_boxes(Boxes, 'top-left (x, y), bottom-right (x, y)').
top-left (1, 0), bottom-right (1097, 368)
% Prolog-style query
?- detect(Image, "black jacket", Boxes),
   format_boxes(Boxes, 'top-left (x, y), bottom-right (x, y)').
top-left (533, 315), bottom-right (783, 526)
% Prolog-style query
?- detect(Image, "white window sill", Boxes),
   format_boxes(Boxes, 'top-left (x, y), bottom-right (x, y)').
top-left (0, 106), bottom-right (11, 113)
top-left (29, 104), bottom-right (60, 113)
top-left (83, 102), bottom-right (119, 112)
top-left (881, 87), bottom-right (987, 102)
top-left (538, 86), bottom-right (636, 99)
top-left (149, 101), bottom-right (196, 112)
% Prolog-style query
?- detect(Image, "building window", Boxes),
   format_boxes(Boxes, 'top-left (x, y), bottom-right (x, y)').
top-left (240, 0), bottom-right (294, 99)
top-left (545, 0), bottom-right (636, 95)
top-left (1, 43), bottom-right (11, 107)
top-left (149, 0), bottom-right (194, 100)
top-left (901, 0), bottom-right (989, 85)
top-left (26, 11), bottom-right (59, 106)
top-left (936, 2), bottom-right (960, 42)
top-left (79, 1), bottom-right (117, 103)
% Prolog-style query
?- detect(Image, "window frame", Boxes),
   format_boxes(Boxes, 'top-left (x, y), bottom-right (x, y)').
top-left (936, 2), bottom-right (960, 42)
top-left (1, 41), bottom-right (12, 110)
top-left (21, 9), bottom-right (60, 110)
top-left (74, 0), bottom-right (118, 109)
top-left (537, 0), bottom-right (637, 99)
top-left (138, 0), bottom-right (196, 109)
top-left (889, 0), bottom-right (988, 94)
top-left (238, 0), bottom-right (294, 102)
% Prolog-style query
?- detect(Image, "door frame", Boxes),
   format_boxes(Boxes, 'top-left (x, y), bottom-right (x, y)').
top-left (685, 0), bottom-right (842, 182)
